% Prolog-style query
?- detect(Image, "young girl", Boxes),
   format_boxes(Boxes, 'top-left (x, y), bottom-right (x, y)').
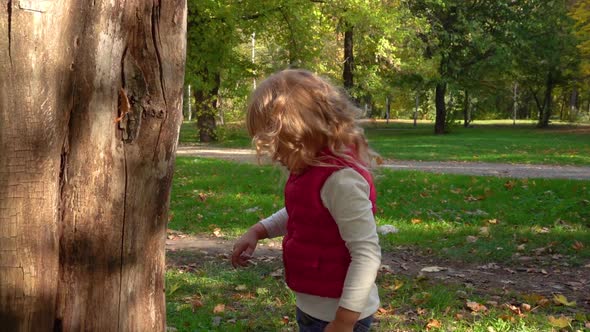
top-left (231, 69), bottom-right (381, 332)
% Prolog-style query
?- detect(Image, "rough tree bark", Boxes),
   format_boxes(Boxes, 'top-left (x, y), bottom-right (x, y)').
top-left (0, 1), bottom-right (187, 331)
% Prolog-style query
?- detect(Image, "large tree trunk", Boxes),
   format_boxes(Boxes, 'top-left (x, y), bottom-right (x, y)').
top-left (0, 1), bottom-right (187, 331)
top-left (343, 24), bottom-right (354, 91)
top-left (434, 82), bottom-right (447, 134)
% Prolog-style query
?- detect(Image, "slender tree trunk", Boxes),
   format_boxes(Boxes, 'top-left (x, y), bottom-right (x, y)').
top-left (385, 96), bottom-right (391, 124)
top-left (0, 1), bottom-right (187, 331)
top-left (343, 24), bottom-right (354, 91)
top-left (559, 92), bottom-right (567, 121)
top-left (187, 85), bottom-right (192, 121)
top-left (414, 94), bottom-right (419, 127)
top-left (463, 90), bottom-right (470, 127)
top-left (569, 86), bottom-right (578, 122)
top-left (434, 82), bottom-right (447, 134)
top-left (513, 83), bottom-right (518, 125)
top-left (538, 72), bottom-right (555, 128)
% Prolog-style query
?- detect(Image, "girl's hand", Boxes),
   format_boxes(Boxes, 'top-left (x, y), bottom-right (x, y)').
top-left (324, 320), bottom-right (354, 332)
top-left (231, 223), bottom-right (268, 268)
top-left (324, 307), bottom-right (359, 332)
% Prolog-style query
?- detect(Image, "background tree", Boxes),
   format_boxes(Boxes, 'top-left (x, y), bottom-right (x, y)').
top-left (570, 0), bottom-right (590, 120)
top-left (404, 1), bottom-right (517, 133)
top-left (186, 0), bottom-right (240, 142)
top-left (182, 0), bottom-right (588, 140)
top-left (0, 1), bottom-right (186, 330)
top-left (510, 0), bottom-right (579, 127)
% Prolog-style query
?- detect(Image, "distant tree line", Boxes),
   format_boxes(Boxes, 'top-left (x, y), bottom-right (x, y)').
top-left (185, 0), bottom-right (590, 139)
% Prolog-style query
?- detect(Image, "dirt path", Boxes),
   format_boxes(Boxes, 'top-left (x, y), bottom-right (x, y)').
top-left (166, 232), bottom-right (590, 312)
top-left (176, 146), bottom-right (590, 180)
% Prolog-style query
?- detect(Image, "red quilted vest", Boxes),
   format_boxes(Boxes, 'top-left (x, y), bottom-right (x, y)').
top-left (282, 153), bottom-right (377, 298)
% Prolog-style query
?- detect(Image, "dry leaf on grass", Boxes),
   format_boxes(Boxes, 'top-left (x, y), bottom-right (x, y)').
top-left (572, 241), bottom-right (584, 251)
top-left (213, 304), bottom-right (225, 314)
top-left (191, 297), bottom-right (203, 312)
top-left (425, 318), bottom-right (442, 330)
top-left (213, 228), bottom-right (223, 237)
top-left (466, 300), bottom-right (488, 313)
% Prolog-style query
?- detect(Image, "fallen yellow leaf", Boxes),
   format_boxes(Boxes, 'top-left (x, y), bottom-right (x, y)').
top-left (553, 294), bottom-right (576, 307)
top-left (235, 284), bottom-right (247, 291)
top-left (547, 315), bottom-right (572, 328)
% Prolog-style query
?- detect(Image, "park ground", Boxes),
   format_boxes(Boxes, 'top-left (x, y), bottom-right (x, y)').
top-left (165, 122), bottom-right (590, 332)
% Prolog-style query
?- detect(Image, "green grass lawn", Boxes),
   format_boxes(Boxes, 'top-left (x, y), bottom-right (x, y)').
top-left (170, 157), bottom-right (590, 262)
top-left (167, 129), bottom-right (590, 331)
top-left (179, 120), bottom-right (590, 165)
top-left (166, 255), bottom-right (590, 331)
top-left (167, 157), bottom-right (589, 331)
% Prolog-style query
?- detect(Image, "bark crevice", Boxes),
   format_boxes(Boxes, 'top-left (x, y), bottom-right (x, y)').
top-left (151, 2), bottom-right (166, 107)
top-left (116, 149), bottom-right (128, 332)
top-left (151, 1), bottom-right (168, 158)
top-left (7, 0), bottom-right (12, 65)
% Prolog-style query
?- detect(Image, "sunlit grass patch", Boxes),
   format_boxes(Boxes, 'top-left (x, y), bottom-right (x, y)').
top-left (170, 157), bottom-right (285, 237)
top-left (166, 258), bottom-right (296, 331)
top-left (165, 262), bottom-right (590, 332)
top-left (168, 157), bottom-right (590, 331)
top-left (375, 273), bottom-right (589, 331)
top-left (170, 158), bottom-right (590, 262)
top-left (179, 121), bottom-right (590, 165)
top-left (375, 169), bottom-right (590, 262)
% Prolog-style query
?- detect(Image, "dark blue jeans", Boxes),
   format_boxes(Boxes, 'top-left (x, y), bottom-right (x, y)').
top-left (296, 307), bottom-right (373, 332)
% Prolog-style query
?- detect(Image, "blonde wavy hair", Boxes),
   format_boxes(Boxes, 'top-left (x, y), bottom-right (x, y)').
top-left (246, 69), bottom-right (377, 174)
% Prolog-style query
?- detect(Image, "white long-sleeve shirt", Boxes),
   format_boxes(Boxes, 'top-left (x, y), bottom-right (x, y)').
top-left (259, 168), bottom-right (381, 321)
